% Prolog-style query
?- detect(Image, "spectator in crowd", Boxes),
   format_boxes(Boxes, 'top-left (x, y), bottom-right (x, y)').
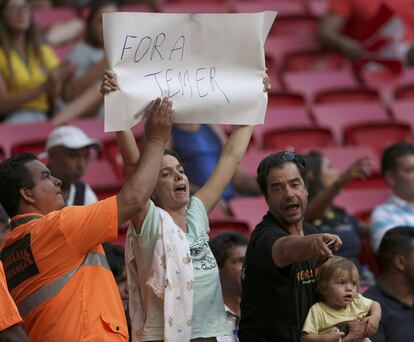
top-left (301, 256), bottom-right (381, 341)
top-left (239, 151), bottom-right (370, 342)
top-left (0, 0), bottom-right (73, 123)
top-left (365, 226), bottom-right (414, 341)
top-left (103, 242), bottom-right (130, 334)
top-left (370, 142), bottom-right (414, 251)
top-left (0, 204), bottom-right (9, 246)
top-left (317, 0), bottom-right (414, 64)
top-left (102, 71), bottom-right (269, 341)
top-left (0, 261), bottom-right (29, 341)
top-left (171, 124), bottom-right (260, 207)
top-left (304, 152), bottom-right (370, 271)
top-left (46, 125), bottom-right (99, 205)
top-left (57, 0), bottom-right (118, 122)
top-left (0, 97), bottom-right (174, 341)
top-left (210, 232), bottom-right (249, 342)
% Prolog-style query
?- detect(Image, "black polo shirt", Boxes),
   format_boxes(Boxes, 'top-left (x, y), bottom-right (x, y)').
top-left (364, 281), bottom-right (414, 342)
top-left (238, 212), bottom-right (319, 342)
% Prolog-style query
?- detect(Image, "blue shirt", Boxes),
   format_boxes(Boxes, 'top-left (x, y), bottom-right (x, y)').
top-left (370, 196), bottom-right (414, 251)
top-left (364, 281), bottom-right (414, 342)
top-left (172, 124), bottom-right (234, 201)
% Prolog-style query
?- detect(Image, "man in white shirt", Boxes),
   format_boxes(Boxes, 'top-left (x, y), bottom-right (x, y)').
top-left (46, 125), bottom-right (99, 206)
top-left (371, 142), bottom-right (414, 251)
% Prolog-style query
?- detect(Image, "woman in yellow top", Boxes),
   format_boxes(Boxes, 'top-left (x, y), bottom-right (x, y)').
top-left (0, 0), bottom-right (72, 123)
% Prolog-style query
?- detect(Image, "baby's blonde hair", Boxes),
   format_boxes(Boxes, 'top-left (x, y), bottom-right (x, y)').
top-left (316, 256), bottom-right (359, 301)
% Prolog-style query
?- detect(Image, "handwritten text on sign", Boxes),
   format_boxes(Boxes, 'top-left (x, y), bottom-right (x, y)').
top-left (120, 33), bottom-right (229, 102)
top-left (103, 12), bottom-right (276, 131)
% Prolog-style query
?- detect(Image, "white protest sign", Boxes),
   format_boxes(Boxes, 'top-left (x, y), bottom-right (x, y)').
top-left (103, 12), bottom-right (276, 131)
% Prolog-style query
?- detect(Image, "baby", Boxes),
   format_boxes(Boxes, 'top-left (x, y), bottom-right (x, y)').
top-left (301, 256), bottom-right (381, 341)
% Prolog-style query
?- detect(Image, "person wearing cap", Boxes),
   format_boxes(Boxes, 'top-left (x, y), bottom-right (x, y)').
top-left (0, 97), bottom-right (174, 341)
top-left (46, 125), bottom-right (99, 206)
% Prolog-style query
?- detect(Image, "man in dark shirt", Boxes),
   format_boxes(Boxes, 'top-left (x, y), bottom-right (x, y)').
top-left (365, 226), bottom-right (414, 342)
top-left (239, 151), bottom-right (344, 342)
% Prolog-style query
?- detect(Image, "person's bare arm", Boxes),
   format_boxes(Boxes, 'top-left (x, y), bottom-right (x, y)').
top-left (317, 14), bottom-right (363, 60)
top-left (362, 300), bottom-right (381, 337)
top-left (272, 233), bottom-right (342, 268)
top-left (305, 157), bottom-right (371, 222)
top-left (63, 58), bottom-right (107, 101)
top-left (0, 72), bottom-right (47, 116)
top-left (301, 331), bottom-right (344, 342)
top-left (116, 97), bottom-right (174, 226)
top-left (195, 125), bottom-right (254, 213)
top-left (0, 324), bottom-right (29, 342)
top-left (232, 166), bottom-right (261, 196)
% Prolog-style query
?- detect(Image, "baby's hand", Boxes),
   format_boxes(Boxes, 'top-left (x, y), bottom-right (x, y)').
top-left (362, 315), bottom-right (380, 336)
top-left (322, 327), bottom-right (345, 341)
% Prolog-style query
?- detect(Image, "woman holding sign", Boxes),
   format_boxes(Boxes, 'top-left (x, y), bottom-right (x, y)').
top-left (102, 71), bottom-right (269, 342)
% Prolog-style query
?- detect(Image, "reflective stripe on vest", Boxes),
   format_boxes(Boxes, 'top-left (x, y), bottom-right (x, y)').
top-left (18, 251), bottom-right (110, 317)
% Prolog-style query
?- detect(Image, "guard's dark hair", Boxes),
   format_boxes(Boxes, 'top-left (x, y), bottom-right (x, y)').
top-left (378, 226), bottom-right (414, 272)
top-left (256, 151), bottom-right (307, 197)
top-left (0, 153), bottom-right (37, 217)
top-left (381, 142), bottom-right (414, 175)
top-left (209, 232), bottom-right (248, 268)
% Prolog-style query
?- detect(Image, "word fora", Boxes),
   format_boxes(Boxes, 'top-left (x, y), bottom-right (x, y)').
top-left (144, 66), bottom-right (230, 103)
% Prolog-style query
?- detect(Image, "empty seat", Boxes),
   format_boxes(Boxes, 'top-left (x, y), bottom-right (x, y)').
top-left (283, 50), bottom-right (351, 72)
top-left (344, 121), bottom-right (413, 157)
top-left (159, 2), bottom-right (229, 13)
top-left (394, 83), bottom-right (414, 99)
top-left (232, 0), bottom-right (306, 17)
top-left (265, 36), bottom-right (319, 68)
top-left (360, 68), bottom-right (414, 104)
top-left (268, 91), bottom-right (306, 108)
top-left (312, 102), bottom-right (389, 143)
top-left (314, 88), bottom-right (380, 104)
top-left (390, 98), bottom-right (414, 132)
top-left (33, 7), bottom-right (77, 30)
top-left (253, 107), bottom-right (313, 148)
top-left (263, 126), bottom-right (335, 151)
top-left (209, 219), bottom-right (251, 239)
top-left (283, 69), bottom-right (358, 102)
top-left (228, 196), bottom-right (267, 232)
top-left (334, 187), bottom-right (391, 216)
top-left (0, 121), bottom-right (54, 158)
top-left (270, 14), bottom-right (318, 38)
top-left (240, 149), bottom-right (275, 177)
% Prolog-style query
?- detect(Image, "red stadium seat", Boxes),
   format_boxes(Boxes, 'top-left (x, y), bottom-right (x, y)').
top-left (209, 219), bottom-right (251, 239)
top-left (334, 187), bottom-right (391, 216)
top-left (283, 50), bottom-right (351, 72)
top-left (231, 0), bottom-right (306, 17)
top-left (283, 70), bottom-right (358, 102)
top-left (240, 149), bottom-right (275, 177)
top-left (312, 102), bottom-right (390, 143)
top-left (33, 7), bottom-right (77, 30)
top-left (263, 126), bottom-right (336, 151)
top-left (228, 196), bottom-right (267, 232)
top-left (359, 234), bottom-right (381, 277)
top-left (159, 2), bottom-right (229, 13)
top-left (267, 91), bottom-right (306, 108)
top-left (394, 83), bottom-right (414, 99)
top-left (265, 36), bottom-right (319, 69)
top-left (121, 4), bottom-right (151, 12)
top-left (314, 88), bottom-right (380, 104)
top-left (390, 99), bottom-right (414, 132)
top-left (360, 68), bottom-right (414, 104)
top-left (344, 121), bottom-right (413, 157)
top-left (253, 107), bottom-right (313, 148)
top-left (270, 14), bottom-right (318, 38)
top-left (306, 0), bottom-right (330, 17)
top-left (0, 121), bottom-right (54, 158)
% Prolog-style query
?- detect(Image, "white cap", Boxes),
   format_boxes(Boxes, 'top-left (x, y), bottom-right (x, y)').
top-left (46, 125), bottom-right (100, 151)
